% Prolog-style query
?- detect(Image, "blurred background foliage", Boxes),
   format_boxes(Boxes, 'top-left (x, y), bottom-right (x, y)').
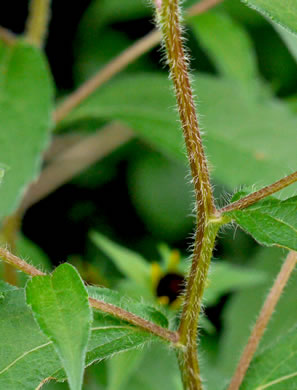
top-left (1, 0), bottom-right (297, 389)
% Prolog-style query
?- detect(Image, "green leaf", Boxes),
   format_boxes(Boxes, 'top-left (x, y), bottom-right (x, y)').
top-left (59, 74), bottom-right (297, 195)
top-left (226, 194), bottom-right (297, 251)
top-left (121, 343), bottom-right (182, 390)
top-left (0, 40), bottom-right (53, 219)
top-left (0, 280), bottom-right (17, 293)
top-left (218, 247), bottom-right (297, 376)
top-left (241, 326), bottom-right (297, 389)
top-left (242, 0), bottom-right (297, 35)
top-left (107, 349), bottom-right (145, 390)
top-left (0, 168), bottom-right (4, 184)
top-left (127, 152), bottom-right (194, 241)
top-left (273, 22), bottom-right (297, 63)
top-left (0, 289), bottom-right (60, 389)
top-left (90, 232), bottom-right (151, 287)
top-left (26, 264), bottom-right (92, 390)
top-left (0, 285), bottom-right (168, 389)
top-left (190, 11), bottom-right (259, 90)
top-left (204, 262), bottom-right (267, 306)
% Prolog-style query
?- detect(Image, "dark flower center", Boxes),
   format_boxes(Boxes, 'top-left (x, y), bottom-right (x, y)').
top-left (156, 273), bottom-right (184, 303)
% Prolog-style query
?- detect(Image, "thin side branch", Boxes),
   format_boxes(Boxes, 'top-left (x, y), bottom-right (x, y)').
top-left (19, 123), bottom-right (133, 213)
top-left (0, 247), bottom-right (45, 277)
top-left (0, 26), bottom-right (16, 45)
top-left (187, 0), bottom-right (223, 16)
top-left (25, 0), bottom-right (51, 47)
top-left (53, 0), bottom-right (224, 124)
top-left (53, 30), bottom-right (161, 123)
top-left (228, 251), bottom-right (297, 390)
top-left (0, 247), bottom-right (178, 344)
top-left (89, 298), bottom-right (179, 344)
top-left (221, 170), bottom-right (297, 213)
top-left (0, 214), bottom-right (21, 285)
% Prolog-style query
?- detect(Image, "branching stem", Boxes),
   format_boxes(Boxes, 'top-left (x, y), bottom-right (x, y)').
top-left (156, 1), bottom-right (220, 388)
top-left (0, 247), bottom-right (178, 344)
top-left (228, 251), bottom-right (297, 390)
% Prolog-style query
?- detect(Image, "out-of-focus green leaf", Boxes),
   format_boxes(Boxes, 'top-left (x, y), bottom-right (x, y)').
top-left (218, 247), bottom-right (297, 377)
top-left (60, 74), bottom-right (297, 195)
top-left (242, 0), bottom-right (297, 35)
top-left (107, 349), bottom-right (145, 390)
top-left (127, 152), bottom-right (194, 241)
top-left (26, 264), bottom-right (92, 390)
top-left (74, 28), bottom-right (145, 85)
top-left (274, 22), bottom-right (297, 62)
top-left (0, 40), bottom-right (53, 219)
top-left (123, 343), bottom-right (182, 390)
top-left (204, 262), bottom-right (267, 306)
top-left (0, 169), bottom-right (4, 184)
top-left (0, 284), bottom-right (169, 389)
top-left (81, 0), bottom-right (149, 28)
top-left (241, 326), bottom-right (297, 389)
top-left (90, 232), bottom-right (151, 287)
top-left (226, 194), bottom-right (297, 251)
top-left (16, 235), bottom-right (51, 271)
top-left (190, 11), bottom-right (259, 90)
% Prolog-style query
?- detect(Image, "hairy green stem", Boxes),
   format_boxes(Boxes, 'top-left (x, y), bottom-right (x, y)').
top-left (157, 0), bottom-right (214, 217)
top-left (178, 221), bottom-right (221, 389)
top-left (156, 1), bottom-right (219, 388)
top-left (25, 0), bottom-right (51, 47)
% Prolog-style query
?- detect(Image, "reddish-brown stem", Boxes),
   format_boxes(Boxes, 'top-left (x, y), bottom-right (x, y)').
top-left (187, 0), bottom-right (223, 16)
top-left (221, 170), bottom-right (297, 213)
top-left (0, 247), bottom-right (45, 277)
top-left (0, 247), bottom-right (178, 344)
top-left (53, 0), bottom-right (224, 124)
top-left (89, 298), bottom-right (179, 344)
top-left (228, 251), bottom-right (297, 390)
top-left (1, 214), bottom-right (21, 285)
top-left (0, 26), bottom-right (16, 45)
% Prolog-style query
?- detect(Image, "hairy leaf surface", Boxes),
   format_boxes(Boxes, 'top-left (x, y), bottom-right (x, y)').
top-left (26, 264), bottom-right (92, 390)
top-left (0, 285), bottom-right (168, 389)
top-left (242, 0), bottom-right (297, 35)
top-left (226, 194), bottom-right (297, 251)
